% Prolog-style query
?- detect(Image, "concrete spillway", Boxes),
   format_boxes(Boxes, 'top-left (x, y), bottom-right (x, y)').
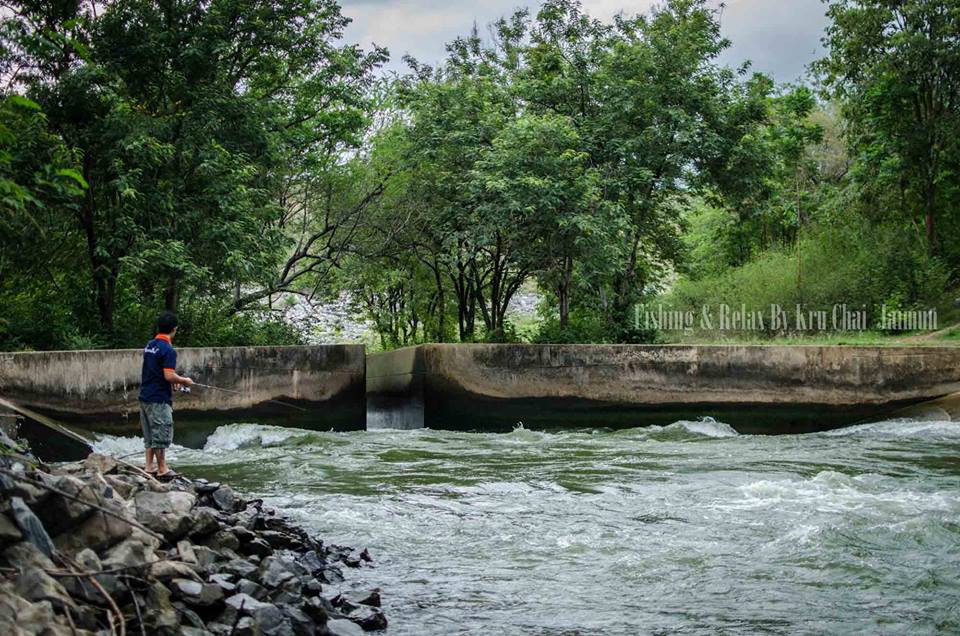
top-left (0, 345), bottom-right (366, 442)
top-left (367, 344), bottom-right (960, 433)
top-left (2, 344), bottom-right (960, 451)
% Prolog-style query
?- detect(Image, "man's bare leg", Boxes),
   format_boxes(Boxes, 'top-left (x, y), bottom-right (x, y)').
top-left (156, 448), bottom-right (168, 475)
top-left (145, 448), bottom-right (155, 473)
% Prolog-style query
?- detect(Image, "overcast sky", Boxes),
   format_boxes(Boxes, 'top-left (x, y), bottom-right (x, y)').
top-left (340, 0), bottom-right (830, 83)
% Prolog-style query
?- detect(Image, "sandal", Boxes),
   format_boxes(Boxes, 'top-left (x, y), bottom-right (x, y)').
top-left (156, 470), bottom-right (180, 482)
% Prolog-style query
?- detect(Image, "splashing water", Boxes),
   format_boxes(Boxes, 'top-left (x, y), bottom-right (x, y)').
top-left (98, 417), bottom-right (960, 635)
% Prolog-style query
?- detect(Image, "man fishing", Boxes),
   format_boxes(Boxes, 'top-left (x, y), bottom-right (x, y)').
top-left (139, 311), bottom-right (193, 480)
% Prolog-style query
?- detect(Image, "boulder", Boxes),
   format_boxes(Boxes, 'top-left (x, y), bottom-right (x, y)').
top-left (222, 558), bottom-right (259, 580)
top-left (2, 541), bottom-right (55, 570)
top-left (9, 497), bottom-right (54, 556)
top-left (145, 581), bottom-right (181, 635)
top-left (206, 529), bottom-right (241, 552)
top-left (225, 592), bottom-right (274, 614)
top-left (347, 606), bottom-right (388, 632)
top-left (242, 537), bottom-right (273, 558)
top-left (325, 619), bottom-right (365, 636)
top-left (102, 537), bottom-right (158, 571)
top-left (189, 508), bottom-right (221, 537)
top-left (209, 573), bottom-right (236, 594)
top-left (0, 513), bottom-right (22, 546)
top-left (135, 490), bottom-right (196, 539)
top-left (15, 568), bottom-right (75, 611)
top-left (193, 480), bottom-right (221, 494)
top-left (236, 578), bottom-right (269, 600)
top-left (259, 556), bottom-right (296, 588)
top-left (170, 578), bottom-right (225, 607)
top-left (149, 559), bottom-right (203, 582)
top-left (34, 474), bottom-right (99, 536)
top-left (211, 486), bottom-right (241, 512)
top-left (82, 453), bottom-right (118, 475)
top-left (282, 605), bottom-right (317, 636)
top-left (53, 505), bottom-right (131, 555)
top-left (104, 475), bottom-right (139, 500)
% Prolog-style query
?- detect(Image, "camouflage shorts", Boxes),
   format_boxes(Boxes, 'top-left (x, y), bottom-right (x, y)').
top-left (139, 401), bottom-right (174, 449)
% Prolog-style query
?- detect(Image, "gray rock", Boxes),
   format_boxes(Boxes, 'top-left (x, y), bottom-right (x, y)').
top-left (104, 474), bottom-right (139, 500)
top-left (173, 601), bottom-right (207, 628)
top-left (171, 578), bottom-right (225, 607)
top-left (207, 529), bottom-right (241, 552)
top-left (303, 578), bottom-right (323, 596)
top-left (225, 592), bottom-right (274, 613)
top-left (53, 502), bottom-right (131, 555)
top-left (9, 497), bottom-right (54, 556)
top-left (299, 550), bottom-right (326, 575)
top-left (145, 581), bottom-right (180, 634)
top-left (75, 547), bottom-right (101, 571)
top-left (102, 537), bottom-right (158, 571)
top-left (325, 619), bottom-right (365, 636)
top-left (0, 583), bottom-right (66, 635)
top-left (222, 558), bottom-right (259, 579)
top-left (243, 537), bottom-right (273, 558)
top-left (193, 545), bottom-right (222, 569)
top-left (211, 486), bottom-right (241, 512)
top-left (2, 541), bottom-right (55, 570)
top-left (0, 513), bottom-right (22, 546)
top-left (83, 453), bottom-right (118, 475)
top-left (232, 525), bottom-right (256, 543)
top-left (194, 480), bottom-right (221, 494)
top-left (178, 539), bottom-right (199, 564)
top-left (236, 578), bottom-right (268, 600)
top-left (189, 507), bottom-right (221, 537)
top-left (302, 595), bottom-right (332, 624)
top-left (282, 605), bottom-right (317, 636)
top-left (149, 559), bottom-right (203, 581)
top-left (15, 568), bottom-right (75, 610)
top-left (209, 573), bottom-right (236, 593)
top-left (135, 490), bottom-right (196, 539)
top-left (213, 617), bottom-right (256, 636)
top-left (259, 556), bottom-right (296, 588)
top-left (347, 606), bottom-right (388, 632)
top-left (251, 603), bottom-right (293, 636)
top-left (34, 474), bottom-right (99, 536)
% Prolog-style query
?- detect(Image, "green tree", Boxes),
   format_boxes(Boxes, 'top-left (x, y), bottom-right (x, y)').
top-left (817, 0), bottom-right (960, 256)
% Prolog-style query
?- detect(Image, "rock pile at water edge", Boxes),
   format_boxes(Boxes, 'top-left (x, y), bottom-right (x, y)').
top-left (0, 432), bottom-right (386, 635)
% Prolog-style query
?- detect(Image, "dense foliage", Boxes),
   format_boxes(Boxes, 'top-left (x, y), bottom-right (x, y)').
top-left (1, 0), bottom-right (956, 350)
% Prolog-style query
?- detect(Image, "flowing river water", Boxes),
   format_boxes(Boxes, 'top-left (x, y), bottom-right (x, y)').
top-left (96, 418), bottom-right (960, 635)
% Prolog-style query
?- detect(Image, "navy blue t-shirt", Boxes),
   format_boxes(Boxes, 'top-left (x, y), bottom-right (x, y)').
top-left (139, 335), bottom-right (177, 404)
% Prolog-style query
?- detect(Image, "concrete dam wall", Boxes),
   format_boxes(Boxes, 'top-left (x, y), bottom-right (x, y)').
top-left (367, 344), bottom-right (960, 433)
top-left (0, 345), bottom-right (366, 444)
top-left (3, 343), bottom-right (960, 450)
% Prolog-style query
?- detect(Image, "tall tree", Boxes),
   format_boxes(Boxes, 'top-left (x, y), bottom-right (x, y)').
top-left (817, 0), bottom-right (960, 253)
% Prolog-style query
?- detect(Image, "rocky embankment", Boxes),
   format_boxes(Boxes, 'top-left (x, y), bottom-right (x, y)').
top-left (0, 433), bottom-right (386, 635)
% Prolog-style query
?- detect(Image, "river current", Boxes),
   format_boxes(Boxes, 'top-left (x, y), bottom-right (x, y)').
top-left (95, 418), bottom-right (960, 635)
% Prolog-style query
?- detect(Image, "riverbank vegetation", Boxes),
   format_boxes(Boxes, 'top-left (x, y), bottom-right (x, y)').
top-left (1, 0), bottom-right (957, 350)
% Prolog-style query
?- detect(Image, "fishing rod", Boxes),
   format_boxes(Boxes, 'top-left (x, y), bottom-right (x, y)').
top-left (184, 382), bottom-right (308, 413)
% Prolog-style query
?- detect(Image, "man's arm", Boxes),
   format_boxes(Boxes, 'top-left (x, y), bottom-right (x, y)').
top-left (163, 369), bottom-right (194, 386)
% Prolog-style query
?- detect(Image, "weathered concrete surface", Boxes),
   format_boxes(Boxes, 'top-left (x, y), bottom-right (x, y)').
top-left (367, 344), bottom-right (960, 433)
top-left (0, 345), bottom-right (365, 433)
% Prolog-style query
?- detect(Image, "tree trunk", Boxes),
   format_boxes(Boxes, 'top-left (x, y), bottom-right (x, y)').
top-left (78, 154), bottom-right (115, 333)
top-left (558, 255), bottom-right (573, 328)
top-left (924, 177), bottom-right (936, 251)
top-left (164, 277), bottom-right (179, 312)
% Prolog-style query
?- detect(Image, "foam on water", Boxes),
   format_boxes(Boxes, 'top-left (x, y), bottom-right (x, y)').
top-left (821, 419), bottom-right (960, 439)
top-left (201, 423), bottom-right (325, 452)
top-left (91, 434), bottom-right (189, 459)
